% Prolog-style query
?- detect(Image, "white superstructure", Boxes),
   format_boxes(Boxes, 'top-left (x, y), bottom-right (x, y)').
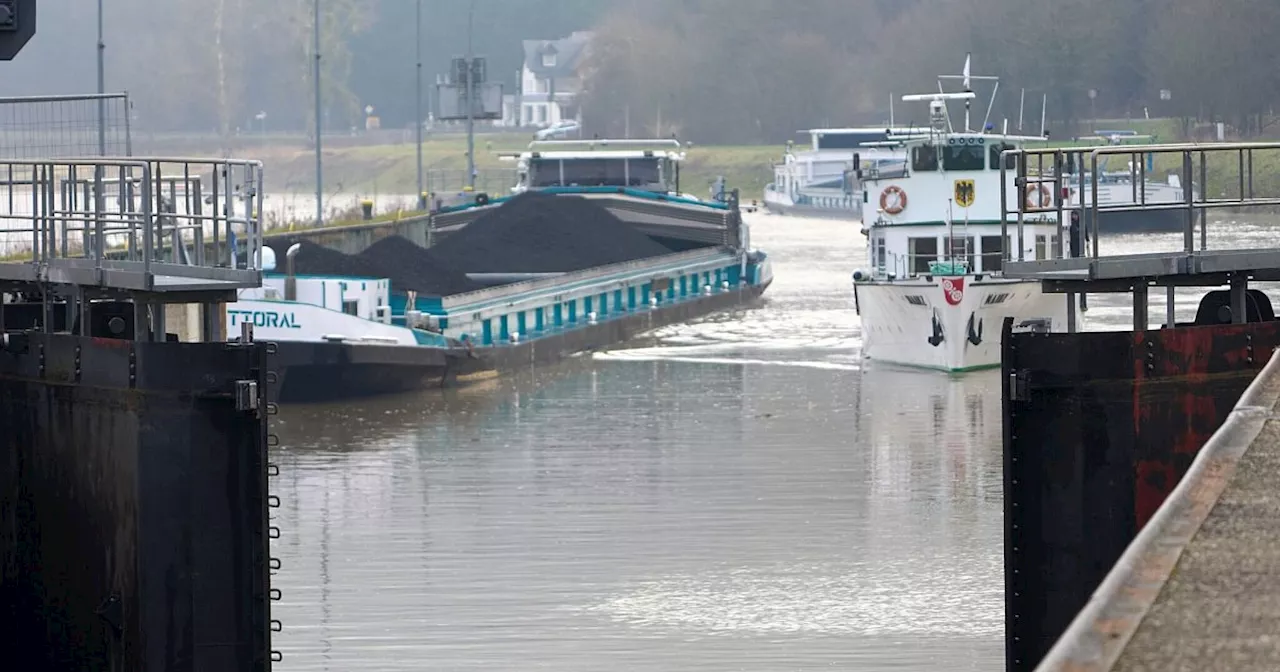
top-left (852, 58), bottom-right (1081, 372)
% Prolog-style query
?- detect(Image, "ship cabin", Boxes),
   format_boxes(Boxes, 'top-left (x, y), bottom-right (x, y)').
top-left (504, 138), bottom-right (688, 196)
top-left (860, 127), bottom-right (1067, 281)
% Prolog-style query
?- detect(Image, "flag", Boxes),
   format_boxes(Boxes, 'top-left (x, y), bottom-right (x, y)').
top-left (963, 53), bottom-right (971, 90)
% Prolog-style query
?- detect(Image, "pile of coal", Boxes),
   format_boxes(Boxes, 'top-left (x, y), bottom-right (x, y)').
top-left (270, 239), bottom-right (482, 296)
top-left (355, 236), bottom-right (482, 296)
top-left (429, 191), bottom-right (672, 273)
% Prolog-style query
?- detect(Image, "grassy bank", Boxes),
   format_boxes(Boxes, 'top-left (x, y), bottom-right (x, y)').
top-left (248, 134), bottom-right (785, 202)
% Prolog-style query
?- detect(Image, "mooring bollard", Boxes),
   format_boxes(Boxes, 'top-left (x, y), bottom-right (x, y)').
top-left (360, 199), bottom-right (374, 220)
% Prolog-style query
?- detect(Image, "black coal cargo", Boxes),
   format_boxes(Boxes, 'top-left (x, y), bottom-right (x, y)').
top-left (271, 239), bottom-right (483, 296)
top-left (355, 235), bottom-right (482, 296)
top-left (428, 191), bottom-right (674, 273)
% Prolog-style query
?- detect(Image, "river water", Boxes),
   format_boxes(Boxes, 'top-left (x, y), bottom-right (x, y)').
top-left (269, 211), bottom-right (1279, 671)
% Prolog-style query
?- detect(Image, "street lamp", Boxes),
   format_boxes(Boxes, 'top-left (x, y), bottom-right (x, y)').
top-left (313, 0), bottom-right (323, 226)
top-left (466, 0), bottom-right (476, 189)
top-left (415, 0), bottom-right (425, 209)
top-left (97, 0), bottom-right (105, 155)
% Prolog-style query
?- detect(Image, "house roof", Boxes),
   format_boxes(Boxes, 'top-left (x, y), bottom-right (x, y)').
top-left (522, 31), bottom-right (593, 78)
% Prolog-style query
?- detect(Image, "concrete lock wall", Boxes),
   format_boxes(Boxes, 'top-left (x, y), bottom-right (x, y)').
top-left (0, 333), bottom-right (275, 671)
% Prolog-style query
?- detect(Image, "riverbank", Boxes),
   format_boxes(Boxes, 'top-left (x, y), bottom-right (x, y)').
top-left (146, 132), bottom-right (784, 203)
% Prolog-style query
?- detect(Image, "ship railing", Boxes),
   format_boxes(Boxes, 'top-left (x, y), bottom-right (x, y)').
top-left (999, 142), bottom-right (1280, 276)
top-left (0, 156), bottom-right (264, 294)
top-left (526, 138), bottom-right (686, 153)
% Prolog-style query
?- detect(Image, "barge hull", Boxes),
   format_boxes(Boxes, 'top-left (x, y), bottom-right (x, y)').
top-left (268, 340), bottom-right (486, 403)
top-left (0, 333), bottom-right (274, 671)
top-left (1000, 317), bottom-right (1280, 672)
top-left (478, 281), bottom-right (771, 370)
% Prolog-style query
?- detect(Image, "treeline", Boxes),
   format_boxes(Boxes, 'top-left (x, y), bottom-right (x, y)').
top-left (578, 0), bottom-right (1280, 144)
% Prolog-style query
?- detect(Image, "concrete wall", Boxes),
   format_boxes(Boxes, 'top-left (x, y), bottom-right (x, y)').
top-left (263, 214), bottom-right (431, 256)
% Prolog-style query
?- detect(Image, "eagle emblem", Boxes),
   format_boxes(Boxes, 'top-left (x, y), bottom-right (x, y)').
top-left (954, 179), bottom-right (975, 208)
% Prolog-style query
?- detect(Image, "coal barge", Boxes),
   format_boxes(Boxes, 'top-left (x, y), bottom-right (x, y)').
top-left (248, 139), bottom-right (772, 403)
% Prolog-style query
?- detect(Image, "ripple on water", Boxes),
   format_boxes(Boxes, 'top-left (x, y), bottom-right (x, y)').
top-left (584, 554), bottom-right (1002, 639)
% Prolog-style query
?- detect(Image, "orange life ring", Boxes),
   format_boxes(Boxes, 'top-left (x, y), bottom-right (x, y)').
top-left (1024, 183), bottom-right (1052, 209)
top-left (880, 186), bottom-right (907, 215)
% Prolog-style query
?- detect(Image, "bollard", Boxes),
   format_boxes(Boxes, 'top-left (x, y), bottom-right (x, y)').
top-left (360, 199), bottom-right (374, 220)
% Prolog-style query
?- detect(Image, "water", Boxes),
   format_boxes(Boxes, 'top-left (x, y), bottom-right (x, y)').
top-left (270, 211), bottom-right (1279, 670)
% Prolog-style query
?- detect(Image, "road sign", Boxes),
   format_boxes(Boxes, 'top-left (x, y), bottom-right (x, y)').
top-left (1159, 89), bottom-right (1172, 101)
top-left (0, 0), bottom-right (36, 61)
top-left (1088, 89), bottom-right (1097, 100)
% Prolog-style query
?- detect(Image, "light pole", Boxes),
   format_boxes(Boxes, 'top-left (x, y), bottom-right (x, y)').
top-left (415, 0), bottom-right (424, 209)
top-left (96, 0), bottom-right (106, 156)
top-left (465, 0), bottom-right (475, 189)
top-left (314, 0), bottom-right (323, 226)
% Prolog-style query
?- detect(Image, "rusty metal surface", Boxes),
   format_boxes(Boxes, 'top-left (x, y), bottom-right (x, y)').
top-left (0, 333), bottom-right (273, 671)
top-left (1002, 318), bottom-right (1280, 672)
top-left (1037, 349), bottom-right (1280, 672)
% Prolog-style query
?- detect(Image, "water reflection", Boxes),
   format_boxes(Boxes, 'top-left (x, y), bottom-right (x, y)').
top-left (272, 358), bottom-right (1001, 671)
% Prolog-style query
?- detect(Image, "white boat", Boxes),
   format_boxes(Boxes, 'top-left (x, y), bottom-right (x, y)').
top-left (763, 126), bottom-right (926, 220)
top-left (851, 58), bottom-right (1081, 373)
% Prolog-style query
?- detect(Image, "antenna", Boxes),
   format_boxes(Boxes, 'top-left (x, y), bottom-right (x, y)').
top-left (889, 92), bottom-right (895, 127)
top-left (938, 54), bottom-right (999, 133)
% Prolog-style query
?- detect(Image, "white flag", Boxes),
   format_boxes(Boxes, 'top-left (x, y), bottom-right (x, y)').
top-left (963, 53), bottom-right (971, 89)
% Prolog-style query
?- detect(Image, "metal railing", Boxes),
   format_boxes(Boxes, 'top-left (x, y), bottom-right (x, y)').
top-left (1001, 142), bottom-right (1280, 266)
top-left (0, 157), bottom-right (264, 292)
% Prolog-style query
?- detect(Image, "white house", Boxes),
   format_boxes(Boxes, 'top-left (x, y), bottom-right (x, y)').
top-left (501, 31), bottom-right (593, 128)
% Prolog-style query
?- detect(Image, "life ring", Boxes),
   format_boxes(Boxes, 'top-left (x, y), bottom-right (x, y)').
top-left (880, 186), bottom-right (907, 215)
top-left (1024, 183), bottom-right (1052, 209)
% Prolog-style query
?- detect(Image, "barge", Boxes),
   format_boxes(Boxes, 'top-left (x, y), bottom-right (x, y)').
top-left (245, 139), bottom-right (772, 402)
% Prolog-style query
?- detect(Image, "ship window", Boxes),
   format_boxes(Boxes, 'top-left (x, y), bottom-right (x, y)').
top-left (1035, 234), bottom-right (1061, 260)
top-left (874, 237), bottom-right (886, 272)
top-left (980, 235), bottom-right (1006, 272)
top-left (942, 144), bottom-right (986, 171)
top-left (625, 158), bottom-right (661, 186)
top-left (989, 143), bottom-right (1017, 170)
top-left (911, 145), bottom-right (938, 172)
top-left (908, 236), bottom-right (938, 275)
top-left (342, 299), bottom-right (359, 316)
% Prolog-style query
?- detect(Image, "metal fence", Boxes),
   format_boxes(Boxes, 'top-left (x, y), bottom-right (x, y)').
top-left (0, 93), bottom-right (132, 159)
top-left (426, 168), bottom-right (518, 197)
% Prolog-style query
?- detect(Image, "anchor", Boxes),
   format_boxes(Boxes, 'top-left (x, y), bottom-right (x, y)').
top-left (928, 309), bottom-right (945, 347)
top-left (967, 312), bottom-right (983, 346)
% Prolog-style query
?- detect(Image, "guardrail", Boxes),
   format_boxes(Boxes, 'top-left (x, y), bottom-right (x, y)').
top-left (1000, 142), bottom-right (1280, 265)
top-left (0, 156), bottom-right (264, 293)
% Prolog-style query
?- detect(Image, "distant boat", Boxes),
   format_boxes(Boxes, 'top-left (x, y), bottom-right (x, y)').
top-left (763, 126), bottom-right (925, 221)
top-left (1057, 132), bottom-right (1194, 234)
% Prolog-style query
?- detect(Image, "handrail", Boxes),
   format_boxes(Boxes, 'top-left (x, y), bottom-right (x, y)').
top-left (1001, 141), bottom-right (1280, 269)
top-left (1034, 347), bottom-right (1280, 671)
top-left (527, 138), bottom-right (685, 151)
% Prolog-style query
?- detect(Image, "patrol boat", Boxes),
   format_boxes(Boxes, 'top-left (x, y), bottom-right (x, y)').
top-left (851, 61), bottom-right (1082, 372)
